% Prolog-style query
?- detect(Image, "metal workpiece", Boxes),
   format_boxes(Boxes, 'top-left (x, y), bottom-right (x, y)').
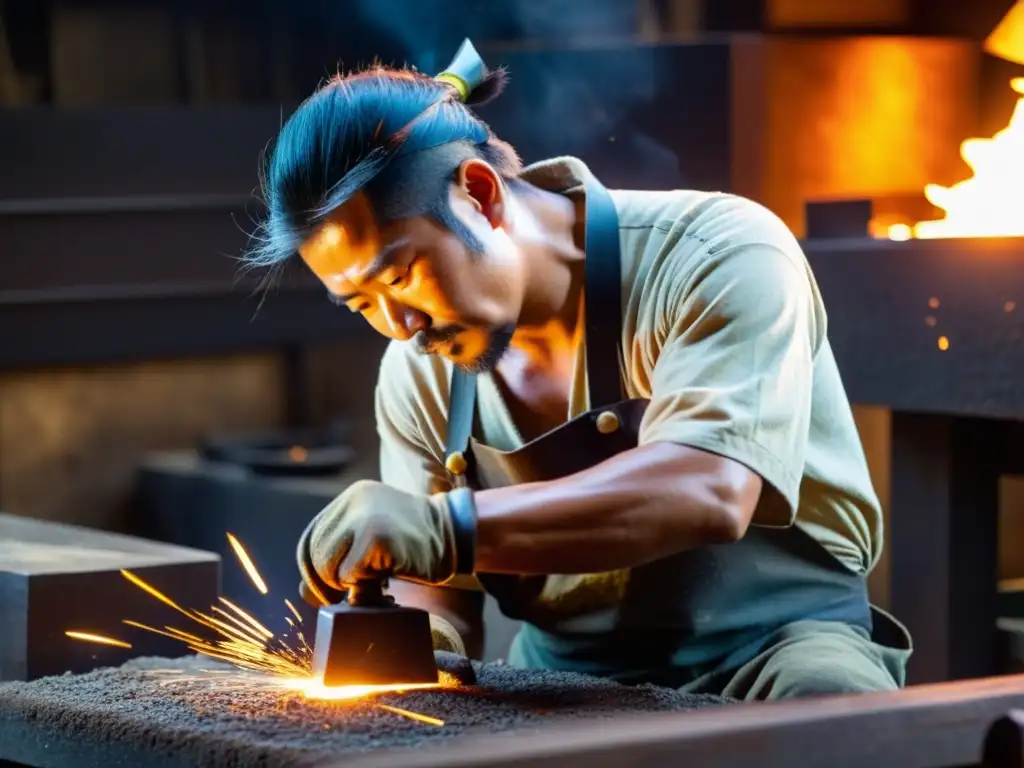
top-left (310, 581), bottom-right (439, 688)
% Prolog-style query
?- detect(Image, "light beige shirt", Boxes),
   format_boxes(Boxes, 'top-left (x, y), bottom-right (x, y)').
top-left (375, 157), bottom-right (883, 607)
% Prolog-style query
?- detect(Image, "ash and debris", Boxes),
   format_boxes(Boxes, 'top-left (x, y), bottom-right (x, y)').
top-left (0, 654), bottom-right (731, 768)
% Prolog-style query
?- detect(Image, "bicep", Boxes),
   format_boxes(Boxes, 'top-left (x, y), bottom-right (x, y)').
top-left (640, 243), bottom-right (821, 525)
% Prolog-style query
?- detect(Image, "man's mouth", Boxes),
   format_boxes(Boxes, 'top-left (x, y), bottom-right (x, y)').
top-left (412, 325), bottom-right (515, 374)
top-left (413, 328), bottom-right (462, 357)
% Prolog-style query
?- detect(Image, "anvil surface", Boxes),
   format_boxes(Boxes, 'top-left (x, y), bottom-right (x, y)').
top-left (0, 655), bottom-right (729, 768)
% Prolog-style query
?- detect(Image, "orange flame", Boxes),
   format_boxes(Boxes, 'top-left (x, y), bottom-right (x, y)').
top-left (891, 78), bottom-right (1024, 239)
top-left (278, 677), bottom-right (442, 701)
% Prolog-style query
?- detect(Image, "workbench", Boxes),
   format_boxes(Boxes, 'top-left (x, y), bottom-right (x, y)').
top-left (2, 655), bottom-right (1023, 768)
top-left (0, 655), bottom-right (727, 768)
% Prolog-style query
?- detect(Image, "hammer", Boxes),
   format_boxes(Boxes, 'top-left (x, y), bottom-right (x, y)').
top-left (297, 520), bottom-right (438, 688)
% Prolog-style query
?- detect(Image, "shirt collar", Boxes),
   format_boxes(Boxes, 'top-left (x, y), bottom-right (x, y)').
top-left (517, 156), bottom-right (598, 198)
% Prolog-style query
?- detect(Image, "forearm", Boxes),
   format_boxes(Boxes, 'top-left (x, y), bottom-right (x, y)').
top-left (473, 441), bottom-right (759, 574)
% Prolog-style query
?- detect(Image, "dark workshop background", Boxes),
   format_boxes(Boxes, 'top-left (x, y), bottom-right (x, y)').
top-left (0, 0), bottom-right (1022, 613)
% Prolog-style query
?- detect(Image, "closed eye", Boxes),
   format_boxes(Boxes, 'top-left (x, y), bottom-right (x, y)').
top-left (327, 291), bottom-right (369, 313)
top-left (385, 256), bottom-right (418, 289)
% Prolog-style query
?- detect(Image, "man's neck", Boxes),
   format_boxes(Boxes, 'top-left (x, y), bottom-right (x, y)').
top-left (507, 185), bottom-right (586, 362)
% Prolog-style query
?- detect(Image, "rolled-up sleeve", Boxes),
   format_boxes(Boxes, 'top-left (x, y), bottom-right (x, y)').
top-left (638, 243), bottom-right (822, 526)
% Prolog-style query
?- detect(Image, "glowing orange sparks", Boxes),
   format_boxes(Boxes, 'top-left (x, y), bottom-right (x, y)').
top-left (227, 532), bottom-right (269, 595)
top-left (284, 599), bottom-right (303, 623)
top-left (280, 678), bottom-right (442, 701)
top-left (219, 597), bottom-right (274, 639)
top-left (65, 631), bottom-right (132, 649)
top-left (68, 537), bottom-right (457, 725)
top-left (114, 565), bottom-right (310, 677)
top-left (120, 569), bottom-right (188, 614)
top-left (376, 704), bottom-right (444, 727)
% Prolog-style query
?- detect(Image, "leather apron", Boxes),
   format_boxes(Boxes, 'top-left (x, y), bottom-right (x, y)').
top-left (442, 177), bottom-right (881, 688)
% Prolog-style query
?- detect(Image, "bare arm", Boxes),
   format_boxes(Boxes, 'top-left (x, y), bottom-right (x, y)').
top-left (474, 442), bottom-right (761, 574)
top-left (475, 241), bottom-right (818, 576)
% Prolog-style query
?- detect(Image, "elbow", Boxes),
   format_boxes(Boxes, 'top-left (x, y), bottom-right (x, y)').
top-left (698, 472), bottom-right (762, 545)
top-left (707, 498), bottom-right (751, 543)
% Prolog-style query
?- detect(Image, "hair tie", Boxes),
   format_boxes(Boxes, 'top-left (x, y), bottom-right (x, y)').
top-left (435, 39), bottom-right (488, 103)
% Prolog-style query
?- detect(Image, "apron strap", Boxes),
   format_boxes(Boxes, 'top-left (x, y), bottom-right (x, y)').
top-left (444, 176), bottom-right (624, 459)
top-left (581, 177), bottom-right (624, 409)
top-left (445, 365), bottom-right (477, 462)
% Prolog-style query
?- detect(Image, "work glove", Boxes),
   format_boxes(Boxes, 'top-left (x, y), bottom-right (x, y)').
top-left (301, 479), bottom-right (477, 593)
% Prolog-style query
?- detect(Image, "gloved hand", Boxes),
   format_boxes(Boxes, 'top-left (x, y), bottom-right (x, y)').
top-left (301, 479), bottom-right (477, 592)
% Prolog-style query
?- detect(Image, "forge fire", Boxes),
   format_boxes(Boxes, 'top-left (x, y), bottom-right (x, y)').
top-left (887, 77), bottom-right (1024, 240)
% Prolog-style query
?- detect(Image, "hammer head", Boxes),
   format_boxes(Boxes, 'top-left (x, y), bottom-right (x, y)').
top-left (310, 591), bottom-right (438, 688)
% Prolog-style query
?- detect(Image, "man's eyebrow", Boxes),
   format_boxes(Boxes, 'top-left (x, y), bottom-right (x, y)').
top-left (356, 237), bottom-right (411, 283)
top-left (325, 237), bottom-right (412, 306)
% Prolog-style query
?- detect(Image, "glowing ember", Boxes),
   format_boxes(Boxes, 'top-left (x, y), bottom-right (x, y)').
top-left (278, 677), bottom-right (442, 701)
top-left (889, 78), bottom-right (1024, 239)
top-left (65, 631), bottom-right (132, 649)
top-left (227, 532), bottom-right (269, 595)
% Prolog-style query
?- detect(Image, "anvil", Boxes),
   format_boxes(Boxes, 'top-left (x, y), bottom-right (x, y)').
top-left (307, 580), bottom-right (438, 688)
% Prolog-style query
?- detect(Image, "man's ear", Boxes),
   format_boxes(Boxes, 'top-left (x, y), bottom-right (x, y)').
top-left (455, 158), bottom-right (505, 229)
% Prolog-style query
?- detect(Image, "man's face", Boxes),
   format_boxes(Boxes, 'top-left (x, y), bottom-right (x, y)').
top-left (299, 165), bottom-right (525, 373)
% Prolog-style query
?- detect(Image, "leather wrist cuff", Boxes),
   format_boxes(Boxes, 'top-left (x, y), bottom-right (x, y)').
top-left (445, 487), bottom-right (478, 575)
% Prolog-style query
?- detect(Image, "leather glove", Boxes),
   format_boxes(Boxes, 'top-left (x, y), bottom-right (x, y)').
top-left (302, 479), bottom-right (477, 592)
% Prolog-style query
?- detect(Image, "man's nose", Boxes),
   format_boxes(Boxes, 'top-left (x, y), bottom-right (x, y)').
top-left (379, 297), bottom-right (430, 340)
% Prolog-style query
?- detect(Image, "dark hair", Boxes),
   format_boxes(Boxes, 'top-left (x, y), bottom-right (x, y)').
top-left (246, 64), bottom-right (519, 270)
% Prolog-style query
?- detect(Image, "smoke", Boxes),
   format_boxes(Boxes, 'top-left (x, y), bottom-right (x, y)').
top-left (337, 0), bottom-right (686, 189)
top-left (346, 0), bottom-right (644, 70)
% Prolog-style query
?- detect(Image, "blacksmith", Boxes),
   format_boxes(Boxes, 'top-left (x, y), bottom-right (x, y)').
top-left (252, 41), bottom-right (911, 700)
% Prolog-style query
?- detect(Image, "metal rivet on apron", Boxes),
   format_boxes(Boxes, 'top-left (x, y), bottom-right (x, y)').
top-left (445, 451), bottom-right (468, 476)
top-left (595, 411), bottom-right (620, 434)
